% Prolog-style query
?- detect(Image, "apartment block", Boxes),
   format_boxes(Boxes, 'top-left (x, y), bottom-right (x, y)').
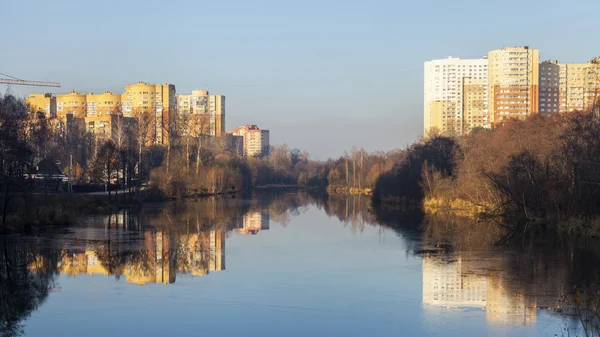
top-left (424, 57), bottom-right (488, 136)
top-left (122, 82), bottom-right (176, 145)
top-left (26, 93), bottom-right (56, 118)
top-left (228, 125), bottom-right (270, 157)
top-left (86, 91), bottom-right (121, 115)
top-left (84, 114), bottom-right (136, 141)
top-left (540, 58), bottom-right (600, 114)
top-left (177, 90), bottom-right (226, 138)
top-left (56, 91), bottom-right (87, 119)
top-left (488, 46), bottom-right (540, 124)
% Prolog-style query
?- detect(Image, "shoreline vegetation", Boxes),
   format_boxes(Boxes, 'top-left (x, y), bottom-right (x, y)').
top-left (3, 92), bottom-right (600, 242)
top-left (373, 103), bottom-right (600, 241)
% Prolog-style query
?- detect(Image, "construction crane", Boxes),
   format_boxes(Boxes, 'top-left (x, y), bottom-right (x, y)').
top-left (0, 71), bottom-right (60, 87)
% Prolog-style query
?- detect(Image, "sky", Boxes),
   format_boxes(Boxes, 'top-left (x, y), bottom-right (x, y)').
top-left (2, 0), bottom-right (599, 159)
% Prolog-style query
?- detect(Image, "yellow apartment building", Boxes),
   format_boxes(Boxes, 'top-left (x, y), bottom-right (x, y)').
top-left (424, 57), bottom-right (488, 136)
top-left (56, 91), bottom-right (87, 120)
top-left (26, 93), bottom-right (56, 118)
top-left (540, 58), bottom-right (600, 114)
top-left (458, 77), bottom-right (489, 131)
top-left (177, 90), bottom-right (226, 137)
top-left (122, 82), bottom-right (176, 145)
top-left (488, 46), bottom-right (540, 125)
top-left (86, 91), bottom-right (121, 115)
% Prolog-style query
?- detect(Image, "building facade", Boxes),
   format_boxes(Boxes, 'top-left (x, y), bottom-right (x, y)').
top-left (540, 58), bottom-right (600, 115)
top-left (26, 93), bottom-right (56, 118)
top-left (488, 46), bottom-right (540, 124)
top-left (56, 91), bottom-right (87, 120)
top-left (177, 90), bottom-right (226, 138)
top-left (86, 91), bottom-right (121, 115)
top-left (424, 57), bottom-right (488, 136)
top-left (122, 82), bottom-right (176, 145)
top-left (229, 125), bottom-right (270, 157)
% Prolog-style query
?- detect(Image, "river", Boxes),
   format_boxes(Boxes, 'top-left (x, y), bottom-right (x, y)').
top-left (1, 191), bottom-right (597, 337)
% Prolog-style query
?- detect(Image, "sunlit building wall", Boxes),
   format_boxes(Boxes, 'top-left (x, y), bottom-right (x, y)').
top-left (122, 82), bottom-right (176, 145)
top-left (177, 90), bottom-right (226, 137)
top-left (488, 46), bottom-right (540, 125)
top-left (26, 93), bottom-right (56, 118)
top-left (56, 91), bottom-right (87, 120)
top-left (540, 58), bottom-right (600, 115)
top-left (424, 57), bottom-right (489, 136)
top-left (230, 125), bottom-right (270, 157)
top-left (86, 91), bottom-right (121, 115)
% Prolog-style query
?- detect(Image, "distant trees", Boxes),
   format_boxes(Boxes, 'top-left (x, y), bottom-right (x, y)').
top-left (0, 95), bottom-right (33, 227)
top-left (371, 136), bottom-right (457, 204)
top-left (371, 103), bottom-right (600, 238)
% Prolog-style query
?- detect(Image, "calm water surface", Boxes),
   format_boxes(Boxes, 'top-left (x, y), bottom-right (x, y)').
top-left (1, 192), bottom-right (595, 337)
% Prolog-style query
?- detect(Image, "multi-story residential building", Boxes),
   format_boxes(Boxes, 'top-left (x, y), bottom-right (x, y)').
top-left (177, 90), bottom-right (225, 137)
top-left (122, 82), bottom-right (176, 145)
top-left (86, 91), bottom-right (121, 115)
top-left (424, 57), bottom-right (488, 136)
top-left (229, 125), bottom-right (270, 157)
top-left (458, 77), bottom-right (489, 131)
top-left (26, 93), bottom-right (56, 118)
top-left (84, 92), bottom-right (124, 139)
top-left (488, 46), bottom-right (540, 124)
top-left (540, 58), bottom-right (600, 114)
top-left (56, 91), bottom-right (87, 120)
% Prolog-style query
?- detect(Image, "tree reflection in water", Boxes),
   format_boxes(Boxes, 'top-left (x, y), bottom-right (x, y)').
top-left (0, 240), bottom-right (59, 337)
top-left (2, 192), bottom-right (600, 335)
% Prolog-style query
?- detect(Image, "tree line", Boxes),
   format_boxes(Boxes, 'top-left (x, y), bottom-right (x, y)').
top-left (372, 103), bottom-right (600, 239)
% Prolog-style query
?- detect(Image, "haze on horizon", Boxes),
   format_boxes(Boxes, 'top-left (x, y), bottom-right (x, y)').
top-left (2, 0), bottom-right (598, 159)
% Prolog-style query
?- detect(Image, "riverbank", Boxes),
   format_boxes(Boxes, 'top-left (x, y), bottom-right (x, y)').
top-left (1, 193), bottom-right (137, 234)
top-left (326, 185), bottom-right (372, 195)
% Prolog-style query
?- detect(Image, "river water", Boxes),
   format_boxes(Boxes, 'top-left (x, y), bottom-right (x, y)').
top-left (1, 192), bottom-right (597, 337)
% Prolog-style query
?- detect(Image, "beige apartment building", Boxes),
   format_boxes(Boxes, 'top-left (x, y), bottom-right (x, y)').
top-left (540, 57), bottom-right (600, 114)
top-left (177, 90), bottom-right (226, 137)
top-left (424, 57), bottom-right (489, 136)
top-left (488, 46), bottom-right (540, 125)
top-left (56, 91), bottom-right (87, 120)
top-left (229, 125), bottom-right (270, 157)
top-left (26, 93), bottom-right (56, 118)
top-left (122, 82), bottom-right (176, 145)
top-left (86, 91), bottom-right (121, 115)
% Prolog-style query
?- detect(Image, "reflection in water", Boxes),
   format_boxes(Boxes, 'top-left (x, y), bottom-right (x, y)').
top-left (54, 229), bottom-right (227, 285)
top-left (3, 192), bottom-right (600, 336)
top-left (422, 254), bottom-right (537, 325)
top-left (236, 212), bottom-right (270, 235)
top-left (1, 241), bottom-right (59, 337)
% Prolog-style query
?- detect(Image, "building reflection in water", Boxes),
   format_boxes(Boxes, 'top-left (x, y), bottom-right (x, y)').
top-left (56, 229), bottom-right (227, 286)
top-left (235, 211), bottom-right (270, 235)
top-left (423, 255), bottom-right (537, 325)
top-left (49, 207), bottom-right (272, 286)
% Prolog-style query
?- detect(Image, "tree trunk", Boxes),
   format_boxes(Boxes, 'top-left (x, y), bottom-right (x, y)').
top-left (196, 136), bottom-right (202, 177)
top-left (186, 137), bottom-right (190, 169)
top-left (166, 141), bottom-right (171, 175)
top-left (2, 184), bottom-right (9, 229)
top-left (138, 144), bottom-right (143, 195)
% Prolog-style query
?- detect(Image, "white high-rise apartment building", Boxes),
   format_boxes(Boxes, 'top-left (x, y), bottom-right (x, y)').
top-left (424, 57), bottom-right (489, 136)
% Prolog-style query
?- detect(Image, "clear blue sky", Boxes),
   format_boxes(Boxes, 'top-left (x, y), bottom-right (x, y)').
top-left (2, 0), bottom-right (598, 159)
